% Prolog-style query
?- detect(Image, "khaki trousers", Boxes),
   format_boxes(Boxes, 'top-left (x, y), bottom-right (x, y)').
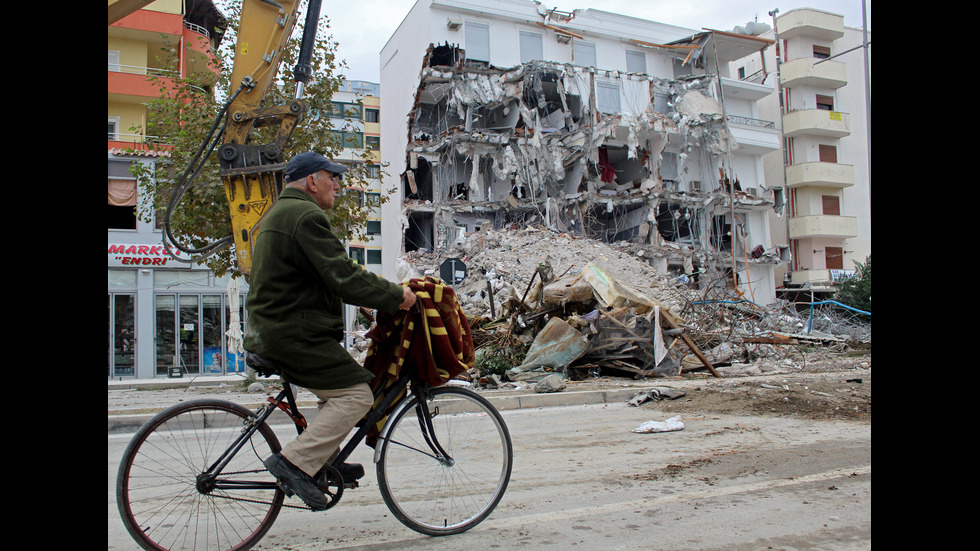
top-left (281, 383), bottom-right (374, 477)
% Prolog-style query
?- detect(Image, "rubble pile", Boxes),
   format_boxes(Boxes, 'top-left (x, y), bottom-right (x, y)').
top-left (366, 226), bottom-right (870, 389)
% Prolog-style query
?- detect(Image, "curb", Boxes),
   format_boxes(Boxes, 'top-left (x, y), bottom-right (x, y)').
top-left (108, 386), bottom-right (642, 434)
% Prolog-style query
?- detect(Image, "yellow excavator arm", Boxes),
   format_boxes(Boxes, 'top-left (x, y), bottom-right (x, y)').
top-left (110, 0), bottom-right (323, 275)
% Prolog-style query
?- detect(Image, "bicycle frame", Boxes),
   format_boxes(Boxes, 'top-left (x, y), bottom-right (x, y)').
top-left (198, 370), bottom-right (447, 495)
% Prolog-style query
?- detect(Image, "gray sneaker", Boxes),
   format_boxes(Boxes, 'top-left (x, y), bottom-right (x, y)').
top-left (264, 453), bottom-right (329, 511)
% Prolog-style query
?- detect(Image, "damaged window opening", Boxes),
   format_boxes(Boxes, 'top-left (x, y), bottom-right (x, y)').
top-left (405, 157), bottom-right (433, 202)
top-left (710, 215), bottom-right (732, 252)
top-left (656, 204), bottom-right (696, 244)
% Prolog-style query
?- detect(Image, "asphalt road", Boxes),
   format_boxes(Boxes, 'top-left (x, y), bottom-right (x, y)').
top-left (108, 400), bottom-right (871, 550)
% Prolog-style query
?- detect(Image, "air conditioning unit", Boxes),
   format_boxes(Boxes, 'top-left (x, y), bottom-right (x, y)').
top-left (447, 17), bottom-right (463, 30)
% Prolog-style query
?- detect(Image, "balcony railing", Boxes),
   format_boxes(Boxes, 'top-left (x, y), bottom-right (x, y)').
top-left (726, 115), bottom-right (775, 129)
top-left (108, 63), bottom-right (178, 78)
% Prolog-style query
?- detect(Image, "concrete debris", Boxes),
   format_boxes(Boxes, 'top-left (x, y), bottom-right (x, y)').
top-left (627, 387), bottom-right (687, 406)
top-left (532, 374), bottom-right (568, 393)
top-left (381, 40), bottom-right (869, 389)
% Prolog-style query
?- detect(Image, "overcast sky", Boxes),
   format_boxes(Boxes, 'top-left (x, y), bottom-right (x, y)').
top-left (322, 0), bottom-right (871, 83)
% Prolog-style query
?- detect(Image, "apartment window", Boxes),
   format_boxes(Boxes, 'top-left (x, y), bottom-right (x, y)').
top-left (822, 195), bottom-right (841, 216)
top-left (365, 108), bottom-right (379, 123)
top-left (625, 49), bottom-right (646, 74)
top-left (825, 246), bottom-right (844, 270)
top-left (737, 67), bottom-right (746, 80)
top-left (349, 246), bottom-right (365, 265)
top-left (108, 117), bottom-right (119, 140)
top-left (367, 249), bottom-right (382, 265)
top-left (813, 45), bottom-right (831, 59)
top-left (520, 31), bottom-right (543, 63)
top-left (596, 81), bottom-right (620, 113)
top-left (332, 130), bottom-right (363, 149)
top-left (108, 50), bottom-right (120, 72)
top-left (466, 21), bottom-right (490, 62)
top-left (819, 144), bottom-right (838, 163)
top-left (816, 94), bottom-right (834, 111)
top-left (574, 41), bottom-right (596, 67)
top-left (330, 102), bottom-right (360, 119)
top-left (366, 220), bottom-right (382, 235)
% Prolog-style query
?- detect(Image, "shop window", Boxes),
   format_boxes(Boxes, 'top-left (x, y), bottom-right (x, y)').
top-left (108, 293), bottom-right (135, 378)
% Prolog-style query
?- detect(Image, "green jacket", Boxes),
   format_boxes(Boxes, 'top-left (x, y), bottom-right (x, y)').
top-left (244, 187), bottom-right (404, 389)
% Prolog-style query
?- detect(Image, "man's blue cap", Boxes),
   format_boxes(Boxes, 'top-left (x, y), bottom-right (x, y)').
top-left (285, 152), bottom-right (348, 182)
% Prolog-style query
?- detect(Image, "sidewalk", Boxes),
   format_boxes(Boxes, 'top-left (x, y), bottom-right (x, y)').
top-left (108, 374), bottom-right (655, 434)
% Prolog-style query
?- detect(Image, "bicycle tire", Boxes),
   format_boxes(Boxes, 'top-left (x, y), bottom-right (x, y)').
top-left (116, 399), bottom-right (285, 551)
top-left (376, 386), bottom-right (512, 536)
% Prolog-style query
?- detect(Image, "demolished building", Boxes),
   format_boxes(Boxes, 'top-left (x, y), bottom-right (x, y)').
top-left (381, 1), bottom-right (785, 307)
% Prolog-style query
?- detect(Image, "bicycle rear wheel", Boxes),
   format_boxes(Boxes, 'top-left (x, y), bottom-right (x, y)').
top-left (116, 399), bottom-right (285, 551)
top-left (377, 386), bottom-right (512, 536)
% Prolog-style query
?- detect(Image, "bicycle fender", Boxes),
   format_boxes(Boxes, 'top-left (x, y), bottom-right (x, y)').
top-left (373, 396), bottom-right (417, 464)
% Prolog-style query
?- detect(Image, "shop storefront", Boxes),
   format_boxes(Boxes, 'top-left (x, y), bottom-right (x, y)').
top-left (108, 242), bottom-right (249, 380)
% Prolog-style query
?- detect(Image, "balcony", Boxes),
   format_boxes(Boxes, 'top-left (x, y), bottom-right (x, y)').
top-left (785, 162), bottom-right (854, 189)
top-left (782, 109), bottom-right (850, 138)
top-left (776, 8), bottom-right (844, 41)
top-left (726, 115), bottom-right (781, 155)
top-left (779, 57), bottom-right (847, 89)
top-left (788, 214), bottom-right (857, 239)
top-left (721, 76), bottom-right (773, 102)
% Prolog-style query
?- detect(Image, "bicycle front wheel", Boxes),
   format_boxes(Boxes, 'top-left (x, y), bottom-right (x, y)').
top-left (377, 386), bottom-right (512, 536)
top-left (116, 399), bottom-right (285, 551)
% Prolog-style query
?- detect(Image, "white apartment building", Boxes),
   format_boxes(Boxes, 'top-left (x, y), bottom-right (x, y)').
top-left (732, 7), bottom-right (871, 295)
top-left (330, 79), bottom-right (386, 275)
top-left (380, 0), bottom-right (785, 306)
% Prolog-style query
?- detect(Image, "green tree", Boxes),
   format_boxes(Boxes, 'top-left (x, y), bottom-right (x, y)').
top-left (836, 255), bottom-right (871, 314)
top-left (128, 3), bottom-right (389, 278)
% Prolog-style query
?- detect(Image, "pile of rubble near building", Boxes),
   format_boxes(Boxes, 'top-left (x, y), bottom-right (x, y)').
top-left (351, 226), bottom-right (869, 387)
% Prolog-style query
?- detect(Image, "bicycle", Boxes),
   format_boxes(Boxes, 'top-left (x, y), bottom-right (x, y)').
top-left (116, 352), bottom-right (513, 551)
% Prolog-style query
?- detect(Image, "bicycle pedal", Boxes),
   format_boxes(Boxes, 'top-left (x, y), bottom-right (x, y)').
top-left (343, 481), bottom-right (359, 490)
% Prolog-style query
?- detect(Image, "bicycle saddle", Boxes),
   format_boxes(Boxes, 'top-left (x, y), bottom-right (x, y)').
top-left (245, 352), bottom-right (282, 377)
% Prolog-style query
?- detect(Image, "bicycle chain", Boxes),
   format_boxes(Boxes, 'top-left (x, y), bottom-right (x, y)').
top-left (209, 469), bottom-right (326, 511)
